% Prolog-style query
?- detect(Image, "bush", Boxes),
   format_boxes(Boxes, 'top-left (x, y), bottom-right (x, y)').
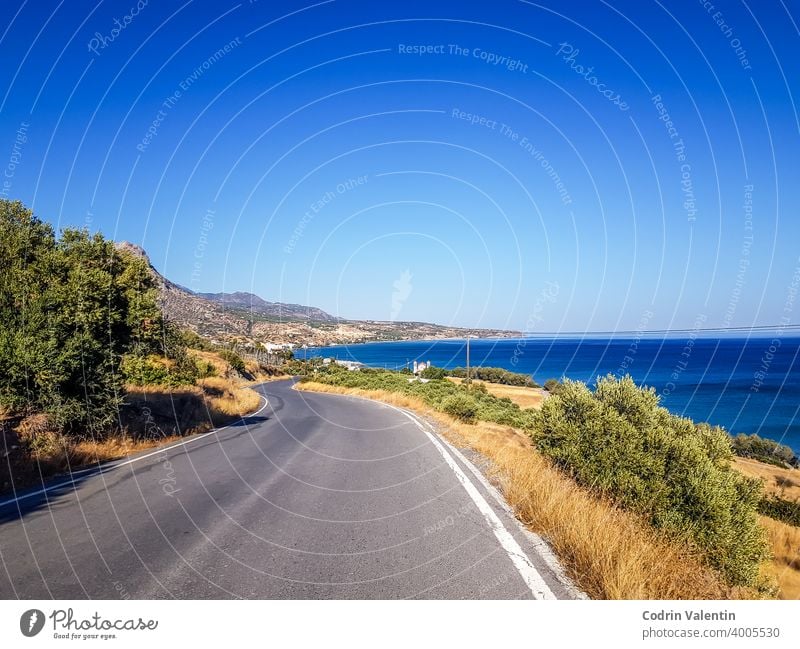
top-left (121, 355), bottom-right (170, 385)
top-left (441, 393), bottom-right (479, 423)
top-left (218, 349), bottom-right (246, 374)
top-left (283, 357), bottom-right (325, 376)
top-left (544, 378), bottom-right (562, 394)
top-left (195, 359), bottom-right (217, 379)
top-left (531, 375), bottom-right (767, 587)
top-left (300, 364), bottom-right (532, 429)
top-left (449, 366), bottom-right (537, 387)
top-left (0, 200), bottom-right (171, 435)
top-left (121, 353), bottom-right (197, 387)
top-left (732, 433), bottom-right (798, 467)
top-left (759, 496), bottom-right (800, 527)
top-left (420, 365), bottom-right (446, 380)
top-left (169, 351), bottom-right (200, 385)
top-left (179, 329), bottom-right (214, 351)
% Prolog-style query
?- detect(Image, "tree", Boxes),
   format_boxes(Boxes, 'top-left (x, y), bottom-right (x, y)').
top-left (0, 200), bottom-right (58, 412)
top-left (544, 378), bottom-right (562, 394)
top-left (420, 365), bottom-right (446, 380)
top-left (0, 199), bottom-right (170, 436)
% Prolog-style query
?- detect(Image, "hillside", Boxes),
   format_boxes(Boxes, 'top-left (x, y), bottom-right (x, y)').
top-left (116, 242), bottom-right (519, 346)
top-left (198, 291), bottom-right (337, 322)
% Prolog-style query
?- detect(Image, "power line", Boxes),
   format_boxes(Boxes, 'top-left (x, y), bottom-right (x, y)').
top-left (518, 324), bottom-right (800, 337)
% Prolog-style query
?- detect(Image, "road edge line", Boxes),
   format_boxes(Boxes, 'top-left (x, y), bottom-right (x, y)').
top-left (400, 408), bottom-right (587, 599)
top-left (0, 391), bottom-right (271, 509)
top-left (295, 385), bottom-right (584, 599)
top-left (379, 401), bottom-right (557, 600)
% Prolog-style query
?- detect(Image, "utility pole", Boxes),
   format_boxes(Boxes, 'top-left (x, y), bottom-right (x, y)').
top-left (466, 335), bottom-right (471, 390)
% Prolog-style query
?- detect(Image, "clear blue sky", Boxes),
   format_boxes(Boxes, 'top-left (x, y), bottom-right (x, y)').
top-left (1, 0), bottom-right (798, 332)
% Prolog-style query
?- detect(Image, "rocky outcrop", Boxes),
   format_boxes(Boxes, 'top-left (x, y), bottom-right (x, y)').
top-left (114, 241), bottom-right (519, 346)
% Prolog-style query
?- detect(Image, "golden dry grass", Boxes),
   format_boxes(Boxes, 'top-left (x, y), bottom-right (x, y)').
top-left (298, 381), bottom-right (762, 599)
top-left (189, 349), bottom-right (231, 376)
top-left (9, 413), bottom-right (182, 479)
top-left (447, 377), bottom-right (545, 409)
top-left (733, 456), bottom-right (800, 600)
top-left (734, 457), bottom-right (800, 500)
top-left (69, 434), bottom-right (182, 464)
top-left (759, 515), bottom-right (800, 599)
top-left (189, 349), bottom-right (290, 386)
top-left (3, 375), bottom-right (262, 490)
top-left (2, 348), bottom-right (272, 495)
top-left (242, 364), bottom-right (292, 386)
top-left (197, 376), bottom-right (262, 417)
top-left (124, 376), bottom-right (261, 431)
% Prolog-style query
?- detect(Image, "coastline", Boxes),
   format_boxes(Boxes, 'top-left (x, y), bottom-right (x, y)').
top-left (306, 336), bottom-right (800, 454)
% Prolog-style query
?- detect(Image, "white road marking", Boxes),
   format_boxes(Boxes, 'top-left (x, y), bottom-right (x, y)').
top-left (0, 394), bottom-right (270, 509)
top-left (400, 408), bottom-right (585, 599)
top-left (381, 402), bottom-right (557, 600)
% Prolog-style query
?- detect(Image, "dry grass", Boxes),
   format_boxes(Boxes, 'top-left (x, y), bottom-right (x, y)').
top-left (447, 377), bottom-right (545, 409)
top-left (6, 413), bottom-right (182, 483)
top-left (189, 349), bottom-right (290, 386)
top-left (734, 457), bottom-right (800, 500)
top-left (189, 349), bottom-right (231, 376)
top-left (67, 434), bottom-right (182, 466)
top-left (298, 381), bottom-right (763, 600)
top-left (734, 460), bottom-right (800, 600)
top-left (197, 376), bottom-right (262, 417)
top-left (2, 373), bottom-right (262, 493)
top-left (124, 376), bottom-right (261, 432)
top-left (759, 515), bottom-right (800, 599)
top-left (242, 363), bottom-right (292, 386)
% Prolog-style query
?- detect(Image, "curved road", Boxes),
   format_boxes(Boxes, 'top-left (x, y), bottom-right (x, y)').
top-left (0, 380), bottom-right (578, 599)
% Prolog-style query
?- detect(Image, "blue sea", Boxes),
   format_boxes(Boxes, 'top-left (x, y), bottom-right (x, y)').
top-left (308, 337), bottom-right (800, 453)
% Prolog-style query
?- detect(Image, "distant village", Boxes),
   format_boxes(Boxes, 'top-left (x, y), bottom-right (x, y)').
top-left (226, 338), bottom-right (439, 378)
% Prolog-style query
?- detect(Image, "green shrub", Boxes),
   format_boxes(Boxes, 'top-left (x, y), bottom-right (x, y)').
top-left (121, 354), bottom-right (197, 387)
top-left (218, 349), bottom-right (246, 374)
top-left (121, 355), bottom-right (170, 385)
top-left (449, 366), bottom-right (537, 387)
top-left (301, 364), bottom-right (531, 428)
top-left (0, 200), bottom-right (168, 435)
top-left (759, 496), bottom-right (800, 527)
top-left (169, 351), bottom-right (200, 385)
top-left (195, 359), bottom-right (217, 379)
top-left (544, 378), bottom-right (562, 394)
top-left (470, 381), bottom-right (488, 394)
top-left (283, 356), bottom-right (328, 376)
top-left (420, 365), bottom-right (447, 380)
top-left (532, 375), bottom-right (768, 587)
top-left (179, 329), bottom-right (215, 351)
top-left (441, 393), bottom-right (479, 423)
top-left (732, 433), bottom-right (798, 467)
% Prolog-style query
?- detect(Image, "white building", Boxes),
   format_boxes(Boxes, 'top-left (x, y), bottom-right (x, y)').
top-left (263, 343), bottom-right (294, 352)
top-left (412, 360), bottom-right (431, 375)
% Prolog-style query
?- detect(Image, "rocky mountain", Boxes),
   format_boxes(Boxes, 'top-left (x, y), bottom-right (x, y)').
top-left (115, 242), bottom-right (519, 346)
top-left (197, 291), bottom-right (337, 322)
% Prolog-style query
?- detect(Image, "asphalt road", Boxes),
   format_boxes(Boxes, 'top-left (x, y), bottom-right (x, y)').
top-left (0, 379), bottom-right (578, 599)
